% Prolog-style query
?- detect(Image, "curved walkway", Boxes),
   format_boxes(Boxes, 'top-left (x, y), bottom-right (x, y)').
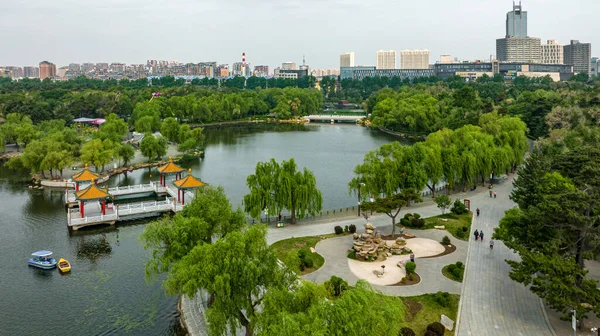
top-left (304, 228), bottom-right (466, 296)
top-left (456, 179), bottom-right (555, 336)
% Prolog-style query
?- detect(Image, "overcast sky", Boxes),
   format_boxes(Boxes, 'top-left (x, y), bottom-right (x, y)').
top-left (1, 0), bottom-right (598, 69)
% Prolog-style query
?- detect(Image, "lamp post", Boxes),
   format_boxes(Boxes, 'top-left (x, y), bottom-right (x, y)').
top-left (357, 182), bottom-right (365, 217)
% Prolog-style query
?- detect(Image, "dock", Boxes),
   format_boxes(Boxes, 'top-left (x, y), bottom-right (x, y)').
top-left (66, 185), bottom-right (195, 230)
top-left (65, 181), bottom-right (166, 206)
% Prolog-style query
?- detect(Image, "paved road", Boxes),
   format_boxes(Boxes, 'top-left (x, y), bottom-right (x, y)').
top-left (456, 179), bottom-right (555, 336)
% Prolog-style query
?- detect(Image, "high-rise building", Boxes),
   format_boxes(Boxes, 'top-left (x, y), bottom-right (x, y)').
top-left (340, 52), bottom-right (355, 68)
top-left (439, 55), bottom-right (454, 64)
top-left (592, 57), bottom-right (599, 77)
top-left (564, 40), bottom-right (592, 74)
top-left (23, 66), bottom-right (39, 78)
top-left (39, 61), bottom-right (56, 80)
top-left (376, 50), bottom-right (396, 69)
top-left (496, 37), bottom-right (541, 63)
top-left (506, 1), bottom-right (527, 38)
top-left (400, 50), bottom-right (430, 69)
top-left (82, 63), bottom-right (95, 72)
top-left (281, 62), bottom-right (297, 70)
top-left (199, 62), bottom-right (217, 78)
top-left (68, 63), bottom-right (81, 72)
top-left (217, 64), bottom-right (229, 77)
top-left (254, 65), bottom-right (269, 77)
top-left (96, 63), bottom-right (109, 71)
top-left (0, 68), bottom-right (12, 79)
top-left (541, 40), bottom-right (564, 64)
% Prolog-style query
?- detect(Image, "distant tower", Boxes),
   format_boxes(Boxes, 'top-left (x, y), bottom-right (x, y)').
top-left (242, 52), bottom-right (246, 76)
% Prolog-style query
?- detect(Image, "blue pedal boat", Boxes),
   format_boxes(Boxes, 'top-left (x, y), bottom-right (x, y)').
top-left (28, 250), bottom-right (58, 269)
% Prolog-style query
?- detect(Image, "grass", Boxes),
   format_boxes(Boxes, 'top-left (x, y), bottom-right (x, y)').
top-left (406, 211), bottom-right (473, 241)
top-left (401, 293), bottom-right (460, 335)
top-left (442, 263), bottom-right (465, 282)
top-left (270, 233), bottom-right (350, 275)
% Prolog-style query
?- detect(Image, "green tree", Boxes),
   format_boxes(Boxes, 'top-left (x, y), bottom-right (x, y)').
top-left (361, 189), bottom-right (422, 237)
top-left (160, 117), bottom-right (181, 143)
top-left (80, 139), bottom-right (114, 171)
top-left (244, 158), bottom-right (323, 224)
top-left (162, 224), bottom-right (295, 336)
top-left (97, 113), bottom-right (128, 142)
top-left (117, 143), bottom-right (135, 166)
top-left (139, 134), bottom-right (167, 161)
top-left (435, 194), bottom-right (451, 214)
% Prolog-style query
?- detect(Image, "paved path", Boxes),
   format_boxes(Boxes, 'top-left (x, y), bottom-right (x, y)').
top-left (303, 227), bottom-right (466, 296)
top-left (456, 179), bottom-right (555, 336)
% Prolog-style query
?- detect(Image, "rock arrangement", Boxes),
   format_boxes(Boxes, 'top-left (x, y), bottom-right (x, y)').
top-left (352, 222), bottom-right (412, 261)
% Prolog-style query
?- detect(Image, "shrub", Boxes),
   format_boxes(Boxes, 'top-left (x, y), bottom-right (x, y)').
top-left (427, 321), bottom-right (446, 335)
top-left (451, 199), bottom-right (467, 215)
top-left (413, 213), bottom-right (421, 219)
top-left (405, 261), bottom-right (416, 274)
top-left (410, 217), bottom-right (425, 228)
top-left (334, 226), bottom-right (343, 235)
top-left (461, 226), bottom-right (468, 232)
top-left (424, 331), bottom-right (438, 336)
top-left (297, 249), bottom-right (314, 271)
top-left (434, 291), bottom-right (451, 308)
top-left (447, 264), bottom-right (456, 273)
top-left (400, 218), bottom-right (411, 227)
top-left (452, 267), bottom-right (463, 280)
top-left (455, 261), bottom-right (463, 268)
top-left (344, 225), bottom-right (349, 233)
top-left (349, 224), bottom-right (357, 233)
top-left (441, 235), bottom-right (451, 245)
top-left (455, 229), bottom-right (465, 239)
top-left (404, 213), bottom-right (412, 220)
top-left (399, 327), bottom-right (416, 336)
top-left (324, 276), bottom-right (348, 297)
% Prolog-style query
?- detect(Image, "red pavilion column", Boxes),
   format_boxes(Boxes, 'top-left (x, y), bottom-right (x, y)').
top-left (80, 202), bottom-right (85, 218)
top-left (76, 182), bottom-right (79, 191)
top-left (101, 200), bottom-right (106, 215)
top-left (178, 189), bottom-right (181, 203)
top-left (182, 191), bottom-right (185, 205)
top-left (160, 174), bottom-right (163, 186)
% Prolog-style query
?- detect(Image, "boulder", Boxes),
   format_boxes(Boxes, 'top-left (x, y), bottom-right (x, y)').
top-left (434, 225), bottom-right (446, 230)
top-left (441, 314), bottom-right (455, 331)
top-left (365, 222), bottom-right (375, 230)
top-left (404, 232), bottom-right (416, 238)
top-left (353, 233), bottom-right (359, 240)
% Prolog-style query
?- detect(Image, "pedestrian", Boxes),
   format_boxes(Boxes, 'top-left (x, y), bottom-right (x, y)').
top-left (480, 231), bottom-right (484, 241)
top-left (490, 240), bottom-right (494, 250)
top-left (474, 229), bottom-right (479, 241)
top-left (476, 208), bottom-right (480, 217)
top-left (489, 189), bottom-right (493, 198)
top-left (493, 191), bottom-right (497, 198)
top-left (410, 253), bottom-right (415, 263)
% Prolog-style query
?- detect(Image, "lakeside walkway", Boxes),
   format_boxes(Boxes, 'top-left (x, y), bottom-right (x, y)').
top-left (180, 179), bottom-right (557, 336)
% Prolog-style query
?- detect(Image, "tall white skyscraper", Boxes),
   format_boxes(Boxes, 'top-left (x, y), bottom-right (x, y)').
top-left (400, 50), bottom-right (430, 69)
top-left (376, 50), bottom-right (396, 69)
top-left (340, 52), bottom-right (355, 67)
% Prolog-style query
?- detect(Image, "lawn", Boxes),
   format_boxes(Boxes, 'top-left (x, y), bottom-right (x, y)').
top-left (401, 293), bottom-right (460, 335)
top-left (416, 212), bottom-right (473, 241)
top-left (270, 233), bottom-right (348, 275)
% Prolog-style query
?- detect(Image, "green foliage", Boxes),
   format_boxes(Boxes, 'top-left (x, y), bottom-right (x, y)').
top-left (435, 194), bottom-right (451, 214)
top-left (160, 117), bottom-right (181, 142)
top-left (243, 158), bottom-right (323, 224)
top-left (433, 292), bottom-right (452, 308)
top-left (399, 327), bottom-right (416, 336)
top-left (324, 276), bottom-right (349, 297)
top-left (349, 224), bottom-right (357, 233)
top-left (334, 226), bottom-right (343, 235)
top-left (405, 261), bottom-right (416, 275)
top-left (96, 113), bottom-right (128, 143)
top-left (441, 236), bottom-right (451, 245)
top-left (426, 322), bottom-right (446, 335)
top-left (80, 138), bottom-right (115, 172)
top-left (139, 134), bottom-right (167, 161)
top-left (117, 143), bottom-right (135, 166)
top-left (297, 249), bottom-right (315, 271)
top-left (450, 199), bottom-right (467, 215)
top-left (255, 280), bottom-right (405, 336)
top-left (344, 225), bottom-right (349, 233)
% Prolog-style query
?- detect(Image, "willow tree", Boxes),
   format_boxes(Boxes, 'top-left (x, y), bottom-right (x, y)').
top-left (350, 142), bottom-right (426, 236)
top-left (243, 158), bottom-right (323, 224)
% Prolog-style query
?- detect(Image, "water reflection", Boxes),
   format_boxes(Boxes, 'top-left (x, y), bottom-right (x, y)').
top-left (203, 123), bottom-right (314, 145)
top-left (76, 234), bottom-right (113, 262)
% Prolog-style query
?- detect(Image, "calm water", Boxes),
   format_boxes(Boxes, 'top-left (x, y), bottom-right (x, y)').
top-left (0, 123), bottom-right (396, 336)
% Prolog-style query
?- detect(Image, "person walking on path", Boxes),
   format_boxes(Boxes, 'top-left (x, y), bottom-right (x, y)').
top-left (410, 253), bottom-right (415, 263)
top-left (480, 231), bottom-right (484, 241)
top-left (493, 191), bottom-right (497, 198)
top-left (490, 240), bottom-right (494, 250)
top-left (474, 229), bottom-right (479, 241)
top-left (476, 208), bottom-right (480, 217)
top-left (489, 189), bottom-right (493, 197)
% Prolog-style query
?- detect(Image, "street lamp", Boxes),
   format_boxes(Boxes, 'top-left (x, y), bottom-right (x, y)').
top-left (358, 183), bottom-right (366, 217)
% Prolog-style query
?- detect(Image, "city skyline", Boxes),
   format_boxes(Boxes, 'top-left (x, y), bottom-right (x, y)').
top-left (1, 0), bottom-right (598, 69)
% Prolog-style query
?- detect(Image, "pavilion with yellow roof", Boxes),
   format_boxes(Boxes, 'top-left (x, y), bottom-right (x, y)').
top-left (157, 157), bottom-right (186, 187)
top-left (72, 164), bottom-right (100, 191)
top-left (75, 179), bottom-right (112, 218)
top-left (173, 169), bottom-right (205, 205)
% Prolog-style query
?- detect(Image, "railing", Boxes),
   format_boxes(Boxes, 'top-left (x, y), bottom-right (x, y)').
top-left (117, 200), bottom-right (172, 216)
top-left (108, 182), bottom-right (156, 195)
top-left (68, 209), bottom-right (118, 227)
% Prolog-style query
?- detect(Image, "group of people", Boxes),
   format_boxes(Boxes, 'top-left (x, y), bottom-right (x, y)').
top-left (474, 229), bottom-right (494, 249)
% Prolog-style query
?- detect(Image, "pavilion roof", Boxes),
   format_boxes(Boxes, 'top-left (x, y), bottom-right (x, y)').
top-left (157, 157), bottom-right (185, 174)
top-left (72, 164), bottom-right (100, 182)
top-left (75, 182), bottom-right (111, 201)
top-left (173, 170), bottom-right (205, 189)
